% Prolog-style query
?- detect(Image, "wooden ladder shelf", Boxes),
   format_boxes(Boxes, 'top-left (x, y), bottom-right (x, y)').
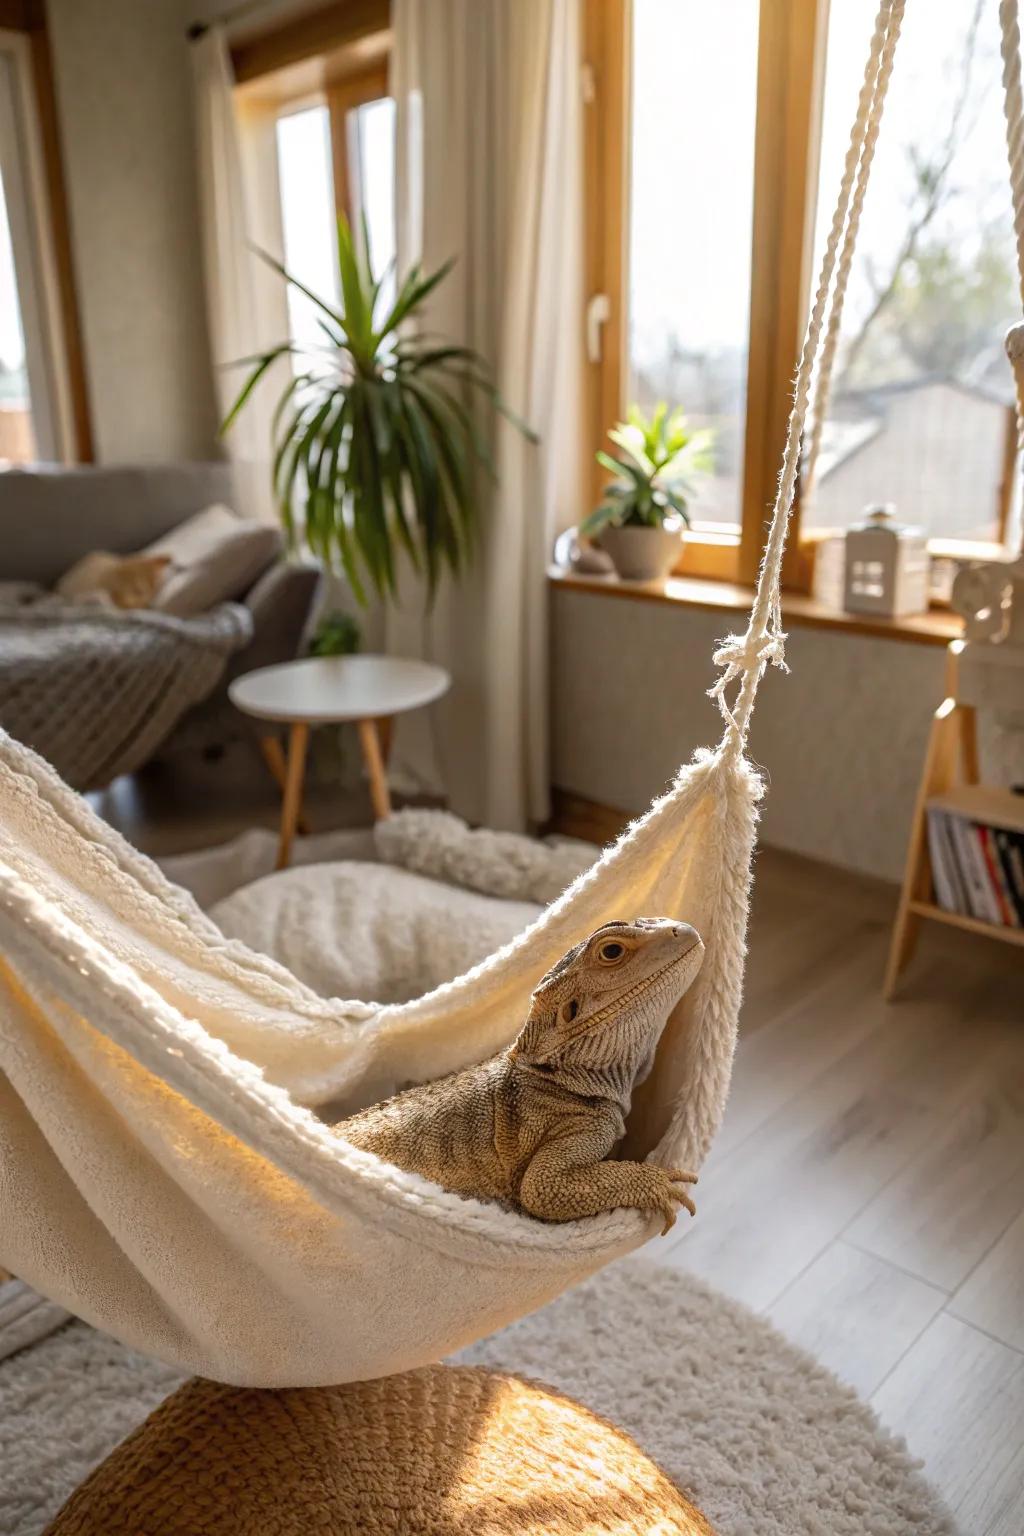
top-left (885, 640), bottom-right (1024, 997)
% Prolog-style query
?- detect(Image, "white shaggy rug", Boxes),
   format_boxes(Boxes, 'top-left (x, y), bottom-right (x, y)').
top-left (0, 1261), bottom-right (952, 1536)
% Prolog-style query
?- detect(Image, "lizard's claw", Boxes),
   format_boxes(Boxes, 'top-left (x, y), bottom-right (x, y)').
top-left (654, 1167), bottom-right (698, 1235)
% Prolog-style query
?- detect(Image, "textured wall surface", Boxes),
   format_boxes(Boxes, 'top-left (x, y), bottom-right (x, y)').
top-left (47, 0), bottom-right (218, 463)
top-left (551, 587), bottom-right (1010, 884)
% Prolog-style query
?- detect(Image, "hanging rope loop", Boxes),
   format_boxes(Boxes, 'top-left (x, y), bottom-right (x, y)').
top-left (802, 1), bottom-right (905, 501)
top-left (1000, 0), bottom-right (1024, 560)
top-left (715, 0), bottom-right (904, 759)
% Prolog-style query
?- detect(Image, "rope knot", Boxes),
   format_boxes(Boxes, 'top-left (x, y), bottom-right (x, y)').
top-left (708, 621), bottom-right (789, 739)
top-left (710, 630), bottom-right (787, 675)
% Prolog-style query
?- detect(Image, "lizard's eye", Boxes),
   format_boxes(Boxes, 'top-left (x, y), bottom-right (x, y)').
top-left (597, 941), bottom-right (625, 964)
top-left (561, 998), bottom-right (580, 1023)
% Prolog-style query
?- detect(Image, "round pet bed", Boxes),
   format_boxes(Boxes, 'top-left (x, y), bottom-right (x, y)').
top-left (209, 860), bottom-right (539, 1002)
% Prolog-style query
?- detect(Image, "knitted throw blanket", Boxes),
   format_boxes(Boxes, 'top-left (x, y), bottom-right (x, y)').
top-left (0, 601), bottom-right (253, 789)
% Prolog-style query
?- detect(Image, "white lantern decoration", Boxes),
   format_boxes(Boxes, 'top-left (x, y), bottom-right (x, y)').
top-left (843, 503), bottom-right (929, 618)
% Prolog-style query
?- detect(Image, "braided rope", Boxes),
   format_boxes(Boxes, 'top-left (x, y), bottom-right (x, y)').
top-left (999, 0), bottom-right (1024, 557)
top-left (802, 2), bottom-right (905, 500)
top-left (1000, 0), bottom-right (1024, 313)
top-left (712, 0), bottom-right (905, 752)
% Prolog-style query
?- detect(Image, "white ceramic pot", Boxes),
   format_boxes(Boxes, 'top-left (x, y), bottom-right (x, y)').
top-left (598, 520), bottom-right (685, 581)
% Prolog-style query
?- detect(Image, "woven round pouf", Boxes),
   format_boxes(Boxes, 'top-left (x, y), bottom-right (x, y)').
top-left (43, 1365), bottom-right (715, 1535)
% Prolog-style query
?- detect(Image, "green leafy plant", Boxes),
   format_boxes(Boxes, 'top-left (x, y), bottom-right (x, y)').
top-left (309, 610), bottom-right (362, 657)
top-left (223, 216), bottom-right (535, 605)
top-left (579, 404), bottom-right (713, 538)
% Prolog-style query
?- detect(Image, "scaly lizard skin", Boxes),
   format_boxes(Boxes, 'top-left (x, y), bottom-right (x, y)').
top-left (336, 917), bottom-right (704, 1233)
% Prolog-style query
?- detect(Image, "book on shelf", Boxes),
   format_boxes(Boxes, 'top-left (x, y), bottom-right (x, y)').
top-left (925, 786), bottom-right (1024, 929)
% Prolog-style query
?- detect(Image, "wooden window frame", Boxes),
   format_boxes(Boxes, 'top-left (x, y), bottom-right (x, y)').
top-left (229, 0), bottom-right (390, 87)
top-left (583, 0), bottom-right (828, 589)
top-left (587, 0), bottom-right (1022, 590)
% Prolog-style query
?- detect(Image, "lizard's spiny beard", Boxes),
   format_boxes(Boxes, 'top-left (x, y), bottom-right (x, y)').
top-left (557, 980), bottom-right (675, 1108)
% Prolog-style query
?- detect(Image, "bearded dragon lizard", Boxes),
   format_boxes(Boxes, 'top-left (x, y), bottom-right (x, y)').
top-left (335, 917), bottom-right (704, 1233)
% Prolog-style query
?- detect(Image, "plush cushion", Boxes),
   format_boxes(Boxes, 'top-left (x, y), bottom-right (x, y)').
top-left (210, 861), bottom-right (539, 1002)
top-left (145, 505), bottom-right (281, 617)
top-left (55, 551), bottom-right (172, 610)
top-left (374, 809), bottom-right (596, 904)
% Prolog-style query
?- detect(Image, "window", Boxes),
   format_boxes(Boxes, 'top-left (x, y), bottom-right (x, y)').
top-left (327, 64), bottom-right (396, 293)
top-left (587, 0), bottom-right (1022, 592)
top-left (628, 0), bottom-right (759, 528)
top-left (228, 0), bottom-right (394, 344)
top-left (0, 36), bottom-right (75, 465)
top-left (807, 0), bottom-right (1019, 550)
top-left (276, 104), bottom-right (341, 365)
top-left (348, 94), bottom-right (397, 310)
top-left (241, 64), bottom-right (396, 361)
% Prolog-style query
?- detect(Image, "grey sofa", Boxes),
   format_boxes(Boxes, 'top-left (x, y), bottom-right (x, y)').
top-left (0, 462), bottom-right (321, 765)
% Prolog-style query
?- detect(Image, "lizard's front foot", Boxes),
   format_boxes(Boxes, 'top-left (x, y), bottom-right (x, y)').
top-left (650, 1167), bottom-right (698, 1236)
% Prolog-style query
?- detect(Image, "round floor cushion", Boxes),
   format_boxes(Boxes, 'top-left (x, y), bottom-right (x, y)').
top-left (210, 861), bottom-right (539, 1001)
top-left (43, 1365), bottom-right (715, 1536)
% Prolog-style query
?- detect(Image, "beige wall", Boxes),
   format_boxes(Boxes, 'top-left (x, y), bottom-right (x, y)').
top-left (47, 0), bottom-right (219, 463)
top-left (552, 588), bottom-right (995, 884)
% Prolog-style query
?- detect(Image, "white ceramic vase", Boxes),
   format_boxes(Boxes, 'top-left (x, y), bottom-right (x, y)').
top-left (598, 520), bottom-right (685, 581)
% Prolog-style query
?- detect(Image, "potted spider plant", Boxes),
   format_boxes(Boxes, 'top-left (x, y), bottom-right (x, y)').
top-left (223, 217), bottom-right (533, 605)
top-left (580, 404), bottom-right (713, 580)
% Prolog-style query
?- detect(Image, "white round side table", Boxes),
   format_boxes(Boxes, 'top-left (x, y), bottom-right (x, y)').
top-left (229, 655), bottom-right (450, 868)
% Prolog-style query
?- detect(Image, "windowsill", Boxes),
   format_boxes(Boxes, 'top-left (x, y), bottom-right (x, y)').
top-left (548, 567), bottom-right (963, 647)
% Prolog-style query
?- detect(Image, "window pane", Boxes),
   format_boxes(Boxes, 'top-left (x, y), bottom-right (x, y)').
top-left (809, 0), bottom-right (1018, 545)
top-left (276, 104), bottom-right (339, 372)
top-left (0, 166), bottom-right (35, 465)
top-left (627, 0), bottom-right (760, 526)
top-left (352, 96), bottom-right (396, 315)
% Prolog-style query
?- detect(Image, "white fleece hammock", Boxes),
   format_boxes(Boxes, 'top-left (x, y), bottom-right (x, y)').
top-left (1, 0), bottom-right (1016, 1387)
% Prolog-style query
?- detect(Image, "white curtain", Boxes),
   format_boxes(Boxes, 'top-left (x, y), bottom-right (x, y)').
top-left (191, 28), bottom-right (289, 521)
top-left (388, 0), bottom-right (582, 830)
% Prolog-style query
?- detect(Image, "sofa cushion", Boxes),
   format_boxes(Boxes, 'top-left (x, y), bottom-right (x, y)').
top-left (146, 505), bottom-right (281, 617)
top-left (210, 861), bottom-right (539, 1002)
top-left (0, 464), bottom-right (236, 586)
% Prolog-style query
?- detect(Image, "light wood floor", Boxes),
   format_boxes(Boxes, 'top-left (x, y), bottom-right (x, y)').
top-left (88, 740), bottom-right (379, 857)
top-left (657, 847), bottom-right (1024, 1536)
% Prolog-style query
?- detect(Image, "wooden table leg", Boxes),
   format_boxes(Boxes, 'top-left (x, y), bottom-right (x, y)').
top-left (357, 717), bottom-right (392, 820)
top-left (374, 715), bottom-right (394, 766)
top-left (260, 735), bottom-right (310, 836)
top-left (276, 722), bottom-right (310, 869)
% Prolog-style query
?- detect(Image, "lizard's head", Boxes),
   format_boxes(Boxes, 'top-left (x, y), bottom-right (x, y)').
top-left (512, 918), bottom-right (704, 1078)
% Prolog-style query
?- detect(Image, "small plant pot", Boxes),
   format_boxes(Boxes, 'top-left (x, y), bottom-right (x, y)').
top-left (597, 521), bottom-right (685, 581)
